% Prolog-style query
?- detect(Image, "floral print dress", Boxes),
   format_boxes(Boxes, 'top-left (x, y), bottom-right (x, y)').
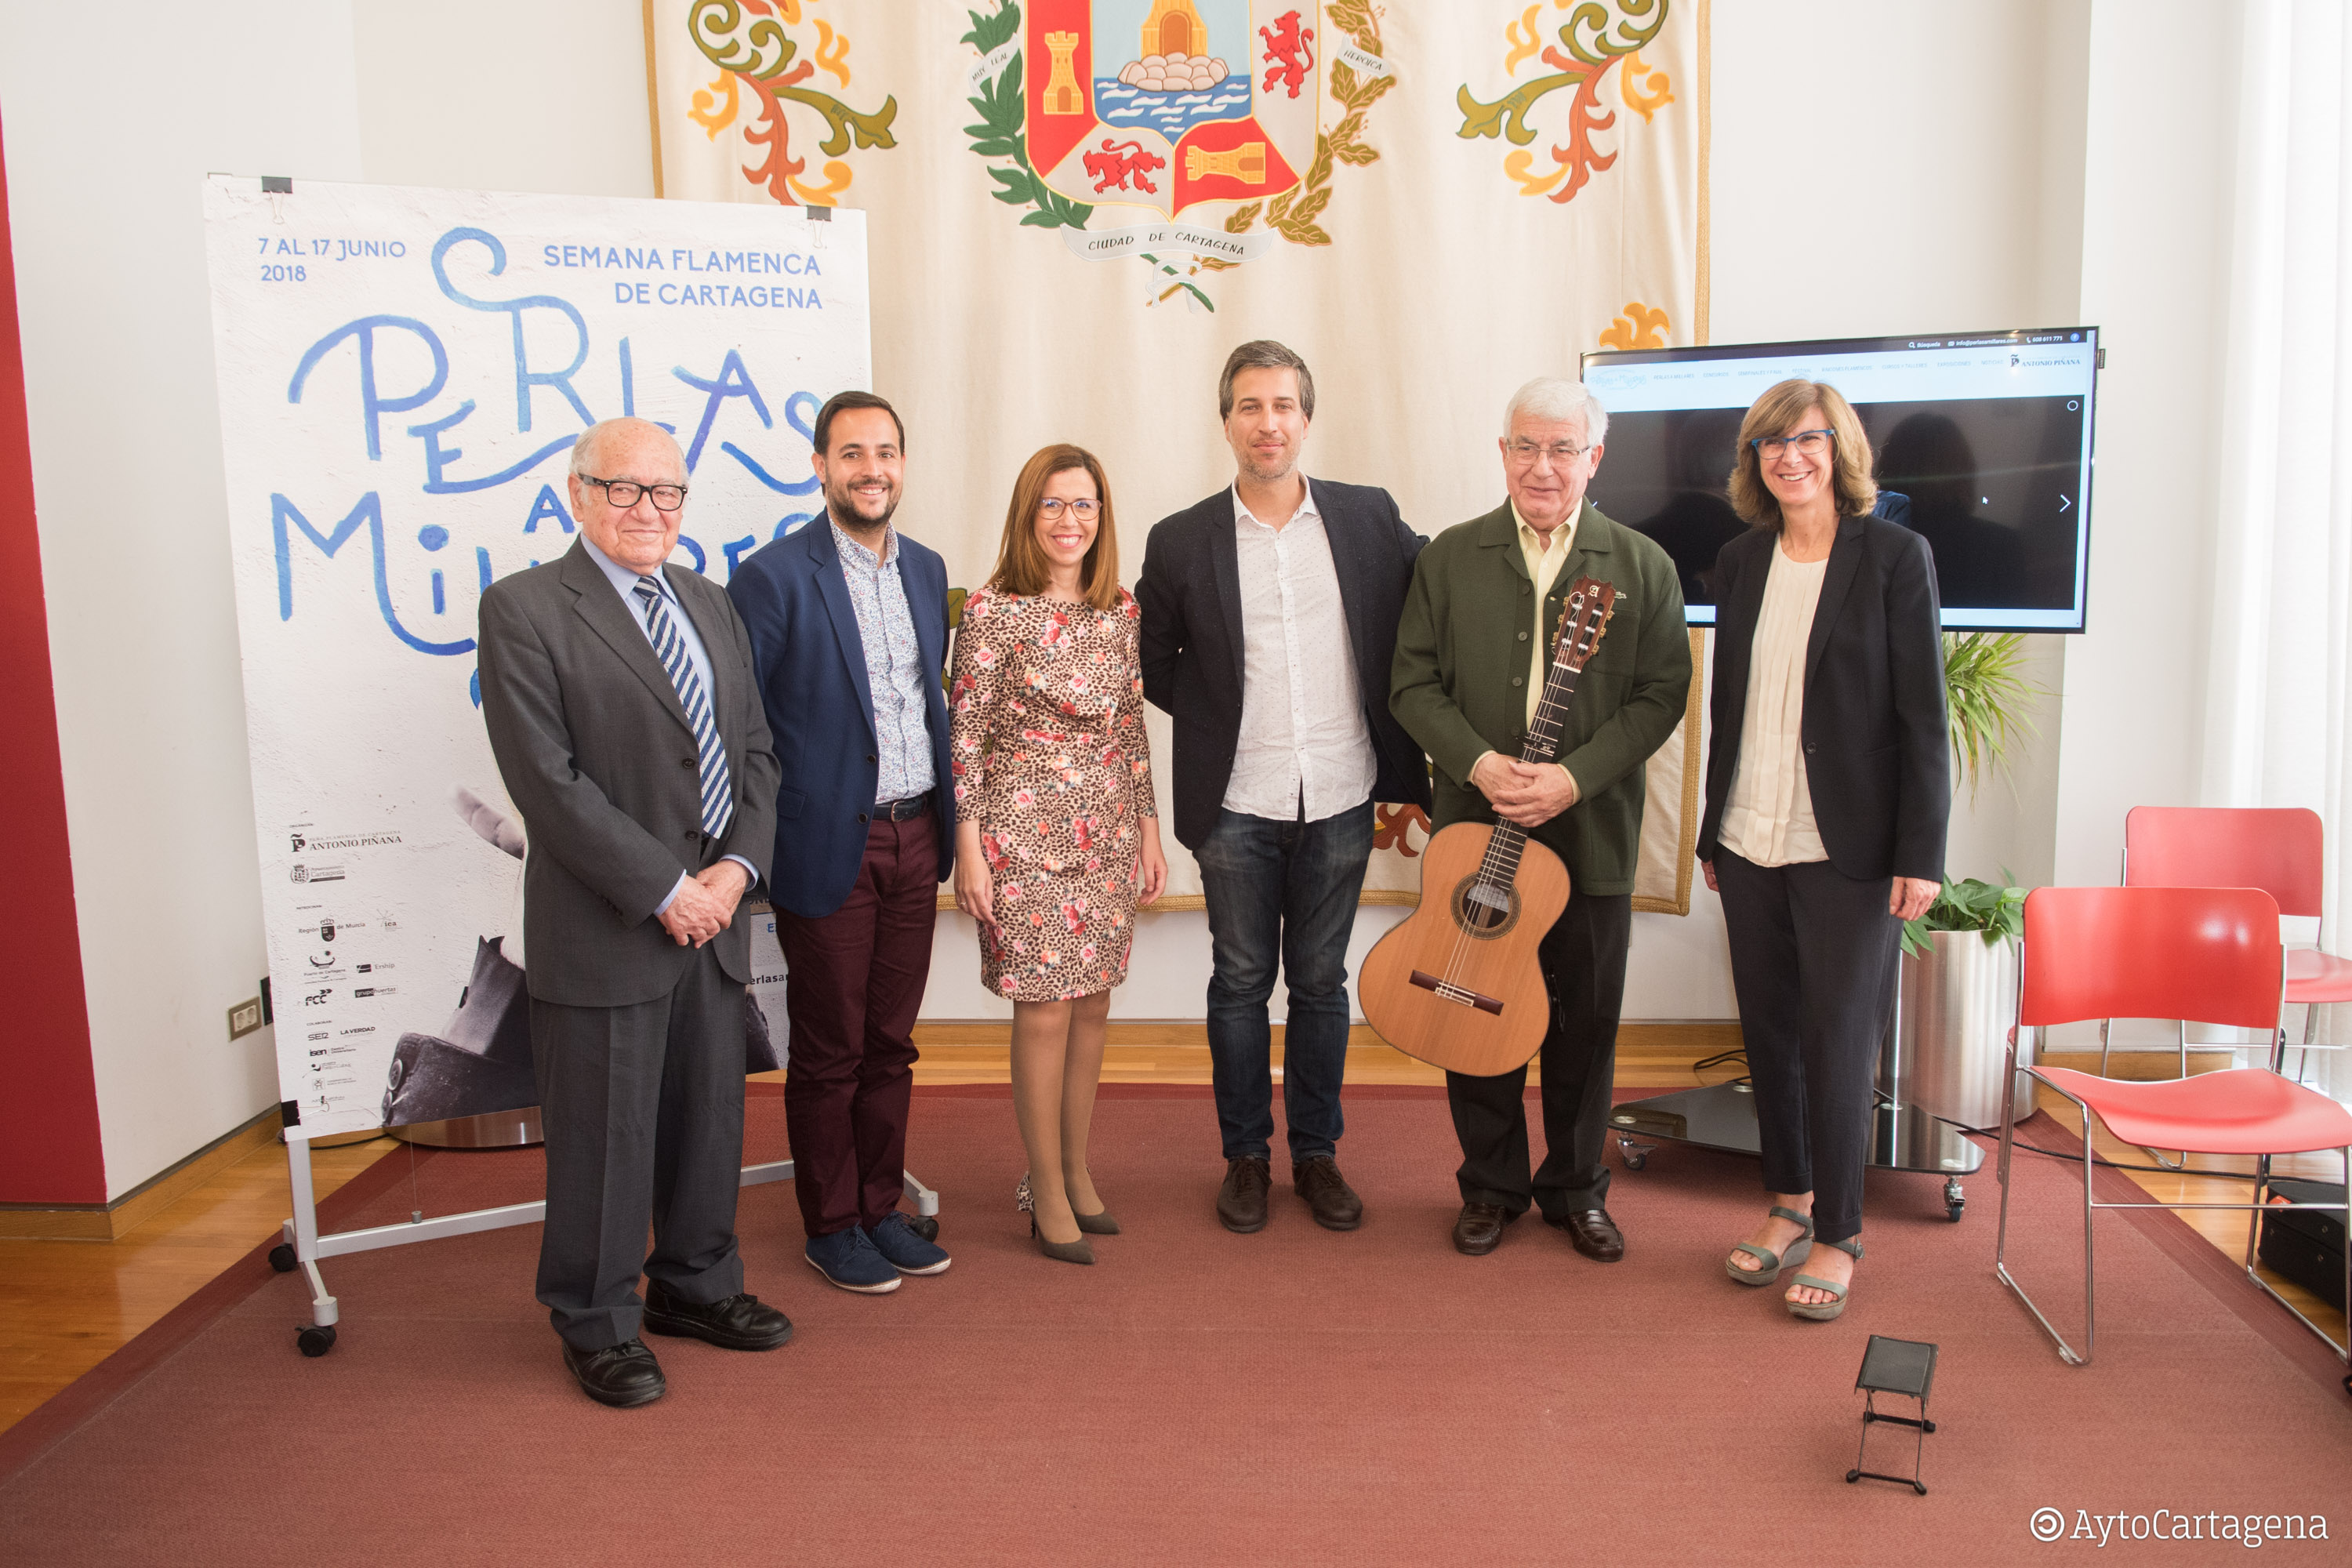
top-left (948, 587), bottom-right (1157, 1000)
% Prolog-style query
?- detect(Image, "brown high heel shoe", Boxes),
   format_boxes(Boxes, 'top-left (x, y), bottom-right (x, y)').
top-left (1018, 1174), bottom-right (1095, 1265)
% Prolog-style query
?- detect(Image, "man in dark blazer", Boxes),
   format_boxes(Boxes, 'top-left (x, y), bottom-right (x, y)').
top-left (1137, 340), bottom-right (1430, 1235)
top-left (477, 417), bottom-right (791, 1409)
top-left (1392, 379), bottom-right (1690, 1261)
top-left (727, 390), bottom-right (955, 1295)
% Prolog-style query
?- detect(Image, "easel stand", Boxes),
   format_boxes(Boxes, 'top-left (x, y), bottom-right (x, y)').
top-left (270, 1137), bottom-right (938, 1357)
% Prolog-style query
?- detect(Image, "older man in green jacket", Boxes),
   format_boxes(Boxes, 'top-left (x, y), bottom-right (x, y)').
top-left (1391, 377), bottom-right (1691, 1261)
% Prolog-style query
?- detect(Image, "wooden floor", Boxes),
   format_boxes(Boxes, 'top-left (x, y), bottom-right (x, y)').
top-left (3, 1026), bottom-right (2343, 1437)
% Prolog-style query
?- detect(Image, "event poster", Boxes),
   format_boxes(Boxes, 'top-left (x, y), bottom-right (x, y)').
top-left (203, 176), bottom-right (869, 1138)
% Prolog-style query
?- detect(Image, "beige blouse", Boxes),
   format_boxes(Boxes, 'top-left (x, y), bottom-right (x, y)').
top-left (1718, 542), bottom-right (1830, 866)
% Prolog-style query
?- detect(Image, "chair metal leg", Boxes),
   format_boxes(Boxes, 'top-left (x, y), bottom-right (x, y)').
top-left (1994, 1066), bottom-right (2095, 1366)
top-left (2238, 1145), bottom-right (2351, 1366)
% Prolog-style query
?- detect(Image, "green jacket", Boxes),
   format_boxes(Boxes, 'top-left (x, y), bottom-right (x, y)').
top-left (1390, 500), bottom-right (1691, 895)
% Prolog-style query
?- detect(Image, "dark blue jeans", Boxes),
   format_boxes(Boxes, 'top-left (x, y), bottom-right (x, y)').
top-left (1194, 800), bottom-right (1374, 1163)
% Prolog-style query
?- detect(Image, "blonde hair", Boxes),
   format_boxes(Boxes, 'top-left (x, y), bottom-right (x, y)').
top-left (1727, 379), bottom-right (1878, 528)
top-left (986, 445), bottom-right (1122, 612)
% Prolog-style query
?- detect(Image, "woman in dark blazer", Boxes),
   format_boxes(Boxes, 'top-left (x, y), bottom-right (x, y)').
top-left (1697, 378), bottom-right (1950, 1321)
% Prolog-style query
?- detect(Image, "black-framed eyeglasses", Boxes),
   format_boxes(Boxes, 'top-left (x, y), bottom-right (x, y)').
top-left (1751, 429), bottom-right (1835, 459)
top-left (583, 475), bottom-right (688, 511)
top-left (1037, 498), bottom-right (1100, 521)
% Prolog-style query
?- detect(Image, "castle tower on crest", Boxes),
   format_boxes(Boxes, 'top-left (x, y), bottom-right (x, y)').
top-left (1042, 30), bottom-right (1085, 114)
top-left (1141, 0), bottom-right (1209, 58)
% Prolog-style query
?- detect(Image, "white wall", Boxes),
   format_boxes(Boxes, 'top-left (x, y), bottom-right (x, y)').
top-left (4, 3), bottom-right (368, 1196)
top-left (3, 0), bottom-right (655, 1195)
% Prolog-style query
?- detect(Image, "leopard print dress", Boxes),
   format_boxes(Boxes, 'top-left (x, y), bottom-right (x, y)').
top-left (947, 586), bottom-right (1156, 1001)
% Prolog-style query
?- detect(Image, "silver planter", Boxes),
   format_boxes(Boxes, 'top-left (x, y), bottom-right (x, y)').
top-left (1882, 929), bottom-right (2031, 1130)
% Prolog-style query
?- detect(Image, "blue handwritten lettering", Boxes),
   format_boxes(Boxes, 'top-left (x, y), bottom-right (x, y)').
top-left (286, 315), bottom-right (448, 461)
top-left (431, 227), bottom-right (593, 434)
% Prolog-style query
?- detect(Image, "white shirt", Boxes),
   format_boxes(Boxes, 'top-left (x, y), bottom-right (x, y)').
top-left (1223, 480), bottom-right (1377, 822)
top-left (1717, 540), bottom-right (1830, 866)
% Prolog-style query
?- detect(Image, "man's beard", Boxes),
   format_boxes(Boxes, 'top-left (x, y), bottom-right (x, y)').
top-left (825, 476), bottom-right (899, 532)
top-left (1236, 443), bottom-right (1298, 486)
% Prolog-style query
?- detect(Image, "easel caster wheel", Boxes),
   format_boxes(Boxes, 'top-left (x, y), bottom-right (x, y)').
top-left (1945, 1200), bottom-right (1965, 1223)
top-left (269, 1244), bottom-right (298, 1272)
top-left (1621, 1149), bottom-right (1648, 1171)
top-left (296, 1325), bottom-right (336, 1357)
top-left (908, 1215), bottom-right (940, 1243)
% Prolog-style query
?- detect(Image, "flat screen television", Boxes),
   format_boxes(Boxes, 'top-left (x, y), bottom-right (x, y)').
top-left (1580, 328), bottom-right (2100, 631)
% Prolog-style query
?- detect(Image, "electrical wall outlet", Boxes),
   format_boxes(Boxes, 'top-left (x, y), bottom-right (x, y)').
top-left (227, 996), bottom-right (264, 1041)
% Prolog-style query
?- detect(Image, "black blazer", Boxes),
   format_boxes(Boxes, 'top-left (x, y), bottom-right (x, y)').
top-left (1136, 480), bottom-right (1432, 851)
top-left (1697, 515), bottom-right (1951, 884)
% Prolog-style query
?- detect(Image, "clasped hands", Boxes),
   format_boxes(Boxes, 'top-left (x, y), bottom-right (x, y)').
top-left (658, 859), bottom-right (750, 948)
top-left (1470, 752), bottom-right (1578, 828)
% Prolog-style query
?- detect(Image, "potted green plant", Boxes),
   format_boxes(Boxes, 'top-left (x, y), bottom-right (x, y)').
top-left (1884, 633), bottom-right (2048, 1131)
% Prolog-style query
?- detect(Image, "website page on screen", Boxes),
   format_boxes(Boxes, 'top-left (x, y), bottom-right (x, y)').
top-left (1583, 330), bottom-right (2098, 631)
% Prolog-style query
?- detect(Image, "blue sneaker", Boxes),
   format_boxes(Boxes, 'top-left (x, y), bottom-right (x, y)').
top-left (866, 1212), bottom-right (952, 1276)
top-left (804, 1227), bottom-right (901, 1294)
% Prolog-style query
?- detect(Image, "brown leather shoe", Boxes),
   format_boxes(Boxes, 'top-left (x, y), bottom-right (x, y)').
top-left (1452, 1201), bottom-right (1512, 1256)
top-left (1291, 1156), bottom-right (1363, 1231)
top-left (1547, 1207), bottom-right (1624, 1261)
top-left (1216, 1156), bottom-right (1272, 1233)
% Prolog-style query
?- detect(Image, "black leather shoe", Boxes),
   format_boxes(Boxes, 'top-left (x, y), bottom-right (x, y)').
top-left (1216, 1156), bottom-right (1272, 1233)
top-left (1452, 1201), bottom-right (1514, 1256)
top-left (562, 1338), bottom-right (666, 1408)
top-left (642, 1279), bottom-right (795, 1350)
top-left (1292, 1156), bottom-right (1363, 1231)
top-left (1546, 1207), bottom-right (1625, 1261)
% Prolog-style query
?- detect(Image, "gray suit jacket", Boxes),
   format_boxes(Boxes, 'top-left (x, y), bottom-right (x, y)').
top-left (477, 539), bottom-right (781, 1007)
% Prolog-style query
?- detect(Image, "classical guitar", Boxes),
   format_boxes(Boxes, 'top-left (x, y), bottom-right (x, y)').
top-left (1359, 576), bottom-right (1617, 1077)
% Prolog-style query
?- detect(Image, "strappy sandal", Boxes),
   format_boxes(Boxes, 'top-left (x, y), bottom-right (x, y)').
top-left (1724, 1205), bottom-right (1815, 1287)
top-left (1785, 1236), bottom-right (1863, 1321)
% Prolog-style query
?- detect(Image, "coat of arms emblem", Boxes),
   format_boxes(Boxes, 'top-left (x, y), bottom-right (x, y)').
top-left (1022, 1), bottom-right (1319, 218)
top-left (964, 1), bottom-right (1393, 308)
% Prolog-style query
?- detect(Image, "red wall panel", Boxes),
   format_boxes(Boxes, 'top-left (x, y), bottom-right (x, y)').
top-left (0, 107), bottom-right (107, 1204)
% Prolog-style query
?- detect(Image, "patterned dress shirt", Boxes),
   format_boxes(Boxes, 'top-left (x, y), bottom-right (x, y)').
top-left (832, 518), bottom-right (938, 805)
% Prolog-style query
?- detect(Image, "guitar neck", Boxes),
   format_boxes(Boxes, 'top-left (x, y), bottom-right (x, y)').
top-left (1478, 664), bottom-right (1582, 883)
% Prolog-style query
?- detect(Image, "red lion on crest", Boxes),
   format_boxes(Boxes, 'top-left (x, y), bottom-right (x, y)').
top-left (1259, 9), bottom-right (1315, 98)
top-left (1084, 138), bottom-right (1167, 194)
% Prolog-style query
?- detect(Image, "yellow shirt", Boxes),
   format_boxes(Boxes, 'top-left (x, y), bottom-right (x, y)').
top-left (1513, 501), bottom-right (1577, 724)
top-left (1468, 503), bottom-right (1581, 801)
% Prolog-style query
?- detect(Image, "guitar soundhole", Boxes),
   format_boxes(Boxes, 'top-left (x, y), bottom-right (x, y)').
top-left (1450, 877), bottom-right (1519, 938)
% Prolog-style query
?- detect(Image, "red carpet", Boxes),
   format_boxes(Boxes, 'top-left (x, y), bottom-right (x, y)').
top-left (2, 1086), bottom-right (2346, 1566)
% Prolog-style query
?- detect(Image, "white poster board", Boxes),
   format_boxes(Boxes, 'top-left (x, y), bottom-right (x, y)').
top-left (203, 176), bottom-right (869, 1138)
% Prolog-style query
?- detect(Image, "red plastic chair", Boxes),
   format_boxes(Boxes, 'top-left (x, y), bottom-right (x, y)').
top-left (2125, 806), bottom-right (2352, 1074)
top-left (1996, 886), bottom-right (2351, 1382)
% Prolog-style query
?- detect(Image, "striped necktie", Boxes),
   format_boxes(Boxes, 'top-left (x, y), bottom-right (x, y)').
top-left (633, 576), bottom-right (734, 838)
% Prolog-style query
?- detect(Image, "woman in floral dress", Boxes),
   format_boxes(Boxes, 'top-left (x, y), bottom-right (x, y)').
top-left (949, 444), bottom-right (1167, 1264)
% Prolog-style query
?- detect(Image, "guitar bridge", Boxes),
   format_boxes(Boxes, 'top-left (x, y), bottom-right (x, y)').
top-left (1409, 970), bottom-right (1504, 1017)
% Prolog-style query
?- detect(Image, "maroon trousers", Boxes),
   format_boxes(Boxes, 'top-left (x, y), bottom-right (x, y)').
top-left (775, 815), bottom-right (938, 1238)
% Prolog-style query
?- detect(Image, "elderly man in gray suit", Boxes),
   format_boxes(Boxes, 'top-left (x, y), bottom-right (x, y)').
top-left (477, 416), bottom-right (790, 1408)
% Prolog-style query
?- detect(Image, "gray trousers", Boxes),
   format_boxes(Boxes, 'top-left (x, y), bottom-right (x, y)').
top-left (531, 942), bottom-right (746, 1350)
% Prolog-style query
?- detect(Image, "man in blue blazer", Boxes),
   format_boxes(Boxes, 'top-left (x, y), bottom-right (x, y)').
top-left (728, 391), bottom-right (955, 1294)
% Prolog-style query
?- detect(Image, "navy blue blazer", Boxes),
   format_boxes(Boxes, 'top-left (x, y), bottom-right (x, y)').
top-left (727, 514), bottom-right (955, 919)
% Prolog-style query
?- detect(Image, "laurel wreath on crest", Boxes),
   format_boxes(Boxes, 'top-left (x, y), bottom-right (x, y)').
top-left (1225, 0), bottom-right (1396, 246)
top-left (961, 2), bottom-right (1092, 230)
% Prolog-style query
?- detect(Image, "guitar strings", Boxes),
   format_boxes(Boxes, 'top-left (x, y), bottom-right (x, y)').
top-left (1436, 589), bottom-right (1606, 996)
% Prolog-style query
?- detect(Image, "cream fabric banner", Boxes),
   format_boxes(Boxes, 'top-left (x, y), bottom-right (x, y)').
top-left (647, 0), bottom-right (1709, 913)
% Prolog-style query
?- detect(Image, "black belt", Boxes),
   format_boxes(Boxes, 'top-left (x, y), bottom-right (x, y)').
top-left (877, 795), bottom-right (931, 822)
